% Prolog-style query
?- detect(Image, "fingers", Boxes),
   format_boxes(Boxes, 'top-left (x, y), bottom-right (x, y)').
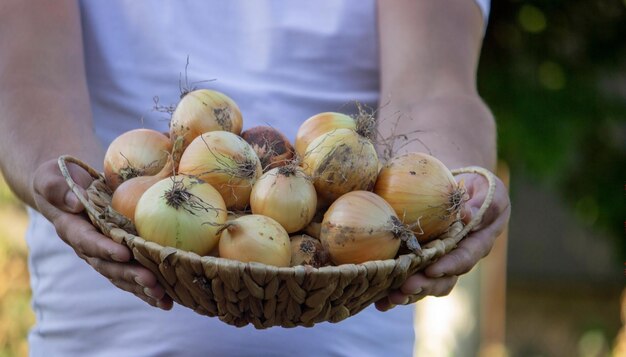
top-left (54, 212), bottom-right (131, 263)
top-left (86, 257), bottom-right (173, 310)
top-left (33, 159), bottom-right (93, 213)
top-left (376, 273), bottom-right (459, 311)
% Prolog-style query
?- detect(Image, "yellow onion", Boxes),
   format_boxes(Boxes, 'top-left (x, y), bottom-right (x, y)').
top-left (294, 112), bottom-right (356, 158)
top-left (374, 152), bottom-right (467, 242)
top-left (250, 165), bottom-right (317, 233)
top-left (289, 234), bottom-right (330, 267)
top-left (111, 154), bottom-right (175, 222)
top-left (320, 191), bottom-right (418, 265)
top-left (218, 214), bottom-right (291, 266)
top-left (178, 131), bottom-right (262, 210)
top-left (103, 129), bottom-right (171, 190)
top-left (170, 89), bottom-right (243, 151)
top-left (134, 175), bottom-right (227, 255)
top-left (301, 128), bottom-right (379, 204)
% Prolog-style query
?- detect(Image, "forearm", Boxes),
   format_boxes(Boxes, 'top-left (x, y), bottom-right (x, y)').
top-left (376, 0), bottom-right (495, 171)
top-left (0, 0), bottom-right (103, 208)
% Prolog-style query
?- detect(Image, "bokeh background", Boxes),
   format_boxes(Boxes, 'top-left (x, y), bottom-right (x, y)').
top-left (1, 1), bottom-right (625, 356)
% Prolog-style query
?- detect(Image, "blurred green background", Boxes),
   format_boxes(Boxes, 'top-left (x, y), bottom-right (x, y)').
top-left (1, 1), bottom-right (625, 356)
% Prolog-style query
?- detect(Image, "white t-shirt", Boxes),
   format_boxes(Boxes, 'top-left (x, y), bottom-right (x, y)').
top-left (26, 1), bottom-right (489, 356)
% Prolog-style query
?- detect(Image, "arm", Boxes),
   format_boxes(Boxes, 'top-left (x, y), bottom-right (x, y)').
top-left (0, 0), bottom-right (170, 309)
top-left (374, 0), bottom-right (510, 309)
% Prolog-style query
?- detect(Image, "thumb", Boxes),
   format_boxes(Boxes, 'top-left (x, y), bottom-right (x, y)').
top-left (33, 159), bottom-right (93, 214)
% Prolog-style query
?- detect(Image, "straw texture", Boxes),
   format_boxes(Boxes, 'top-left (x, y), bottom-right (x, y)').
top-left (58, 155), bottom-right (496, 328)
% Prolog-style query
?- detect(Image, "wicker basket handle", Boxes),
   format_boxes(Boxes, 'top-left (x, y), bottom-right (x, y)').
top-left (451, 166), bottom-right (497, 238)
top-left (57, 155), bottom-right (105, 221)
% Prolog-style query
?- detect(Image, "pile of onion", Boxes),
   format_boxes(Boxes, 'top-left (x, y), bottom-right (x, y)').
top-left (374, 152), bottom-right (467, 242)
top-left (101, 94), bottom-right (473, 271)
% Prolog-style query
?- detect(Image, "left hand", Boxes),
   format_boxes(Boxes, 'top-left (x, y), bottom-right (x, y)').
top-left (375, 171), bottom-right (511, 311)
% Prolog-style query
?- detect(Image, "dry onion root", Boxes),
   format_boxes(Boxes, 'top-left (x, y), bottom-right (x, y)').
top-left (103, 128), bottom-right (172, 190)
top-left (374, 152), bottom-right (468, 242)
top-left (218, 214), bottom-right (291, 267)
top-left (289, 234), bottom-right (330, 267)
top-left (178, 131), bottom-right (262, 210)
top-left (320, 190), bottom-right (419, 265)
top-left (134, 175), bottom-right (227, 256)
top-left (250, 165), bottom-right (317, 233)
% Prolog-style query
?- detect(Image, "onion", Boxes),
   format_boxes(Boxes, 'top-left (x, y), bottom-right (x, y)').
top-left (103, 129), bottom-right (172, 190)
top-left (289, 234), bottom-right (330, 267)
top-left (169, 89), bottom-right (243, 151)
top-left (301, 211), bottom-right (323, 239)
top-left (294, 112), bottom-right (356, 158)
top-left (320, 191), bottom-right (418, 265)
top-left (301, 128), bottom-right (379, 204)
top-left (241, 126), bottom-right (295, 170)
top-left (218, 214), bottom-right (291, 267)
top-left (111, 154), bottom-right (175, 222)
top-left (374, 152), bottom-right (467, 242)
top-left (250, 165), bottom-right (317, 233)
top-left (134, 175), bottom-right (227, 256)
top-left (178, 131), bottom-right (262, 210)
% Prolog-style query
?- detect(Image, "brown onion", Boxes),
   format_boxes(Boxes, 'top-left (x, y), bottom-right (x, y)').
top-left (241, 126), bottom-right (295, 170)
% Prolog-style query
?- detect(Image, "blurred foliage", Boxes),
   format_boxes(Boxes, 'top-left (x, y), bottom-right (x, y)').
top-left (0, 175), bottom-right (32, 357)
top-left (478, 0), bottom-right (626, 259)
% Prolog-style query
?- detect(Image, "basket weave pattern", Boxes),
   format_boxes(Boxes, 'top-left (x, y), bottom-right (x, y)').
top-left (59, 155), bottom-right (495, 329)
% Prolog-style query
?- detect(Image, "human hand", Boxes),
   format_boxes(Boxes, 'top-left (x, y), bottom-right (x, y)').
top-left (32, 158), bottom-right (173, 310)
top-left (375, 171), bottom-right (510, 311)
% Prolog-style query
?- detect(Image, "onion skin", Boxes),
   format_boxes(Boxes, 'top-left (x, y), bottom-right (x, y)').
top-left (111, 155), bottom-right (175, 222)
top-left (134, 175), bottom-right (227, 256)
top-left (302, 128), bottom-right (379, 203)
top-left (218, 214), bottom-right (291, 267)
top-left (178, 131), bottom-right (262, 210)
top-left (104, 129), bottom-right (171, 190)
top-left (250, 166), bottom-right (317, 233)
top-left (295, 112), bottom-right (356, 158)
top-left (374, 152), bottom-right (465, 242)
top-left (289, 234), bottom-right (330, 267)
top-left (170, 89), bottom-right (243, 151)
top-left (320, 191), bottom-right (403, 265)
top-left (241, 126), bottom-right (295, 170)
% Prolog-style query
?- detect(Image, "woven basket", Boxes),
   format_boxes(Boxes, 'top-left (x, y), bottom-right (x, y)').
top-left (58, 155), bottom-right (495, 329)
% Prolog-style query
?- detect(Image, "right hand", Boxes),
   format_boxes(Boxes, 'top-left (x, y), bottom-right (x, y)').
top-left (32, 158), bottom-right (173, 310)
